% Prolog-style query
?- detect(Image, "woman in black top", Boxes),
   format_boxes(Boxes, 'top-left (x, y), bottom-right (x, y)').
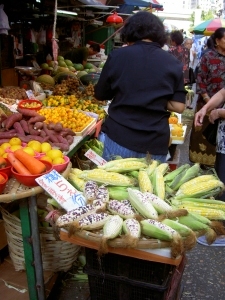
top-left (94, 12), bottom-right (186, 162)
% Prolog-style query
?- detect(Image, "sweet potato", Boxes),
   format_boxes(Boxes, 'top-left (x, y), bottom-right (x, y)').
top-left (0, 132), bottom-right (17, 139)
top-left (56, 135), bottom-right (69, 145)
top-left (17, 107), bottom-right (39, 117)
top-left (17, 135), bottom-right (32, 143)
top-left (0, 139), bottom-right (10, 145)
top-left (33, 122), bottom-right (44, 130)
top-left (5, 113), bottom-right (23, 130)
top-left (47, 122), bottom-right (55, 130)
top-left (13, 122), bottom-right (25, 135)
top-left (63, 128), bottom-right (76, 136)
top-left (40, 130), bottom-right (47, 138)
top-left (43, 124), bottom-right (58, 143)
top-left (20, 120), bottom-right (30, 134)
top-left (54, 122), bottom-right (63, 132)
top-left (65, 135), bottom-right (74, 145)
top-left (28, 135), bottom-right (49, 143)
top-left (50, 143), bottom-right (70, 152)
top-left (28, 124), bottom-right (40, 136)
top-left (28, 115), bottom-right (46, 124)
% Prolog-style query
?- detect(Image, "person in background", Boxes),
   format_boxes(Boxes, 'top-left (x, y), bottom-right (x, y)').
top-left (194, 87), bottom-right (225, 200)
top-left (169, 30), bottom-right (190, 85)
top-left (64, 44), bottom-right (100, 66)
top-left (94, 12), bottom-right (186, 162)
top-left (200, 36), bottom-right (215, 58)
top-left (189, 28), bottom-right (225, 168)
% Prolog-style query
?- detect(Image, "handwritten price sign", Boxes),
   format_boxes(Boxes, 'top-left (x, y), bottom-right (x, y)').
top-left (84, 149), bottom-right (107, 166)
top-left (35, 170), bottom-right (86, 211)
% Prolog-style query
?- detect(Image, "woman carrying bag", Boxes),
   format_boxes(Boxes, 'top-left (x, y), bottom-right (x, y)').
top-left (189, 28), bottom-right (225, 168)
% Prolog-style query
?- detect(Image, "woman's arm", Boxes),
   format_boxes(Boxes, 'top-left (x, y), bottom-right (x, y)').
top-left (195, 88), bottom-right (225, 127)
top-left (167, 101), bottom-right (185, 114)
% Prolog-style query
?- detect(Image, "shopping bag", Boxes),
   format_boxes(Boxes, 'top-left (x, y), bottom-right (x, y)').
top-left (202, 120), bottom-right (218, 146)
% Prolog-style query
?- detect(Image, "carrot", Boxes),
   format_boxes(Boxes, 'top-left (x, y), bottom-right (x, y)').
top-left (14, 149), bottom-right (47, 175)
top-left (7, 153), bottom-right (32, 175)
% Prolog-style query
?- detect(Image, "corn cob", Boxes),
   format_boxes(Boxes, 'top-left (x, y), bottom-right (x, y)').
top-left (96, 185), bottom-right (109, 203)
top-left (171, 163), bottom-right (201, 191)
top-left (71, 212), bottom-right (110, 231)
top-left (79, 169), bottom-right (135, 186)
top-left (178, 214), bottom-right (210, 231)
top-left (164, 164), bottom-right (190, 183)
top-left (107, 200), bottom-right (137, 219)
top-left (172, 198), bottom-right (225, 212)
top-left (176, 175), bottom-right (217, 193)
top-left (56, 201), bottom-right (105, 227)
top-left (100, 215), bottom-right (123, 254)
top-left (176, 205), bottom-right (225, 220)
top-left (146, 160), bottom-right (159, 176)
top-left (153, 169), bottom-right (165, 200)
top-left (144, 192), bottom-right (173, 214)
top-left (128, 170), bottom-right (139, 179)
top-left (84, 181), bottom-right (99, 202)
top-left (122, 218), bottom-right (141, 247)
top-left (107, 186), bottom-right (129, 200)
top-left (98, 157), bottom-right (147, 171)
top-left (161, 219), bottom-right (193, 237)
top-left (138, 169), bottom-right (153, 193)
top-left (70, 168), bottom-right (83, 176)
top-left (176, 179), bottom-right (225, 198)
top-left (127, 188), bottom-right (158, 219)
top-left (68, 173), bottom-right (85, 192)
top-left (155, 163), bottom-right (169, 175)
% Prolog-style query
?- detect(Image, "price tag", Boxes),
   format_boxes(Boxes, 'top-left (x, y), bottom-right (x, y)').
top-left (35, 169), bottom-right (86, 211)
top-left (26, 89), bottom-right (36, 99)
top-left (84, 149), bottom-right (107, 166)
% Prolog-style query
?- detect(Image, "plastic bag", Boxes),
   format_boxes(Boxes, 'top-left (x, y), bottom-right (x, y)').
top-left (202, 120), bottom-right (219, 146)
top-left (37, 27), bottom-right (46, 45)
top-left (0, 4), bottom-right (10, 33)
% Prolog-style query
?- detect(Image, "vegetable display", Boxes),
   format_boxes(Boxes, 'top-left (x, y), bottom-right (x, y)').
top-left (51, 158), bottom-right (225, 258)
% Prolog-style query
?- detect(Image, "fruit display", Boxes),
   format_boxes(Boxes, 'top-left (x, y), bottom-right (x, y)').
top-left (0, 97), bottom-right (18, 106)
top-left (0, 87), bottom-right (28, 99)
top-left (50, 158), bottom-right (225, 258)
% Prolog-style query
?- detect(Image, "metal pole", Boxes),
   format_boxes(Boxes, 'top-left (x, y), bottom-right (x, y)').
top-left (29, 195), bottom-right (46, 300)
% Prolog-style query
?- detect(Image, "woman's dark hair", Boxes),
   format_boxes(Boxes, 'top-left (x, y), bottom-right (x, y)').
top-left (120, 11), bottom-right (166, 47)
top-left (211, 28), bottom-right (225, 44)
top-left (170, 30), bottom-right (183, 46)
top-left (206, 36), bottom-right (215, 49)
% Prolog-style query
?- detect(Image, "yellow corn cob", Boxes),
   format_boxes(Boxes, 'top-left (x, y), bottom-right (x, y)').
top-left (177, 175), bottom-right (217, 192)
top-left (138, 169), bottom-right (153, 193)
top-left (146, 160), bottom-right (159, 176)
top-left (100, 160), bottom-right (148, 173)
top-left (70, 168), bottom-right (83, 176)
top-left (78, 169), bottom-right (134, 186)
top-left (172, 199), bottom-right (225, 212)
top-left (68, 173), bottom-right (85, 192)
top-left (155, 163), bottom-right (169, 175)
top-left (176, 205), bottom-right (225, 220)
top-left (176, 179), bottom-right (224, 198)
top-left (154, 169), bottom-right (165, 200)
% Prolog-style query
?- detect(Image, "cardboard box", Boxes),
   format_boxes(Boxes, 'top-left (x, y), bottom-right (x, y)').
top-left (0, 220), bottom-right (7, 250)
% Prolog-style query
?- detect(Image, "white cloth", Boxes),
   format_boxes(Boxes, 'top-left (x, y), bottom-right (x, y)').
top-left (189, 43), bottom-right (199, 70)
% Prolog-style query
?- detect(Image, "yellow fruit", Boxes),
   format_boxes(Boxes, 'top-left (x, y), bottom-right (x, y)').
top-left (10, 145), bottom-right (23, 152)
top-left (2, 153), bottom-right (8, 158)
top-left (52, 157), bottom-right (65, 165)
top-left (41, 142), bottom-right (52, 153)
top-left (47, 149), bottom-right (63, 160)
top-left (0, 148), bottom-right (5, 157)
top-left (29, 141), bottom-right (42, 153)
top-left (9, 137), bottom-right (22, 146)
top-left (1, 143), bottom-right (11, 150)
top-left (22, 147), bottom-right (35, 156)
top-left (40, 156), bottom-right (52, 163)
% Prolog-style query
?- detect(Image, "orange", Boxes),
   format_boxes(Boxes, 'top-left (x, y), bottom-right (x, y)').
top-left (9, 137), bottom-right (22, 146)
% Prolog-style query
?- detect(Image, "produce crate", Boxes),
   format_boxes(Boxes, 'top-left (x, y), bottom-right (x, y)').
top-left (84, 249), bottom-right (187, 300)
top-left (85, 247), bottom-right (174, 284)
top-left (84, 249), bottom-right (186, 300)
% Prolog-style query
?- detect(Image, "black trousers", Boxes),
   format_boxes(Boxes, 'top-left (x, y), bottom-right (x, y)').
top-left (215, 152), bottom-right (225, 201)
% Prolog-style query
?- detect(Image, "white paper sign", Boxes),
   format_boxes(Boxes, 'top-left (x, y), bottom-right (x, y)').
top-left (35, 169), bottom-right (86, 211)
top-left (84, 149), bottom-right (107, 166)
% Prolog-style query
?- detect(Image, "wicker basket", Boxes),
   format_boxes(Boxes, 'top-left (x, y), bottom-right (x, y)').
top-left (0, 207), bottom-right (80, 272)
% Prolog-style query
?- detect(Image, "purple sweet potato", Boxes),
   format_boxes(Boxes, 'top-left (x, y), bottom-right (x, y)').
top-left (0, 139), bottom-right (10, 145)
top-left (56, 135), bottom-right (69, 145)
top-left (63, 128), bottom-right (76, 136)
top-left (20, 119), bottom-right (30, 134)
top-left (28, 135), bottom-right (49, 143)
top-left (50, 143), bottom-right (70, 152)
top-left (0, 132), bottom-right (17, 139)
top-left (28, 115), bottom-right (46, 124)
top-left (33, 122), bottom-right (44, 130)
top-left (28, 124), bottom-right (40, 136)
top-left (65, 135), bottom-right (74, 145)
top-left (5, 113), bottom-right (23, 130)
top-left (13, 122), bottom-right (25, 135)
top-left (17, 107), bottom-right (39, 117)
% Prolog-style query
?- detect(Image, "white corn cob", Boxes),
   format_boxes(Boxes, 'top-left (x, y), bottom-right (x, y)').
top-left (96, 185), bottom-right (109, 203)
top-left (161, 219), bottom-right (193, 237)
top-left (144, 192), bottom-right (173, 214)
top-left (75, 212), bottom-right (110, 230)
top-left (107, 200), bottom-right (137, 219)
top-left (84, 181), bottom-right (99, 202)
top-left (127, 188), bottom-right (158, 219)
top-left (56, 204), bottom-right (96, 227)
top-left (123, 219), bottom-right (141, 239)
top-left (140, 219), bottom-right (180, 241)
top-left (100, 215), bottom-right (124, 253)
